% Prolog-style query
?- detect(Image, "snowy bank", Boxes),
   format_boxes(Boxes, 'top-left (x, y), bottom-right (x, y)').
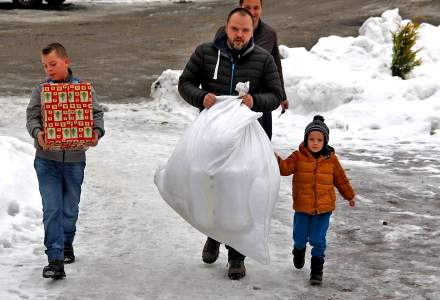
top-left (0, 136), bottom-right (41, 251)
top-left (277, 9), bottom-right (440, 149)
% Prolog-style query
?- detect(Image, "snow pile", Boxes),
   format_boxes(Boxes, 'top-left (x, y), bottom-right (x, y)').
top-left (358, 9), bottom-right (401, 44)
top-left (0, 136), bottom-right (41, 251)
top-left (149, 69), bottom-right (196, 115)
top-left (276, 9), bottom-right (440, 148)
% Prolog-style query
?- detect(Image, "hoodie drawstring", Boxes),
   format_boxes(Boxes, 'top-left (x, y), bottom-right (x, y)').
top-left (213, 49), bottom-right (220, 80)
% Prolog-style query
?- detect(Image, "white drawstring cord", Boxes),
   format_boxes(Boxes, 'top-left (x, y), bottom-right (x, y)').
top-left (213, 49), bottom-right (220, 80)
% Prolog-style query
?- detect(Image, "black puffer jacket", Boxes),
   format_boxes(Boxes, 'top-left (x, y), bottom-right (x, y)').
top-left (253, 20), bottom-right (286, 100)
top-left (178, 30), bottom-right (283, 112)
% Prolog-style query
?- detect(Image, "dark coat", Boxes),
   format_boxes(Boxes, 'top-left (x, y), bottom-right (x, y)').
top-left (253, 20), bottom-right (287, 140)
top-left (253, 20), bottom-right (286, 100)
top-left (178, 29), bottom-right (283, 112)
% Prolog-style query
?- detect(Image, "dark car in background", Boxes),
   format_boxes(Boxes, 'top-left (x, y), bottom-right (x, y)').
top-left (13, 0), bottom-right (65, 8)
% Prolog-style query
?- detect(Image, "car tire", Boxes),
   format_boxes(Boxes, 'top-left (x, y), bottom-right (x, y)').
top-left (13, 0), bottom-right (43, 8)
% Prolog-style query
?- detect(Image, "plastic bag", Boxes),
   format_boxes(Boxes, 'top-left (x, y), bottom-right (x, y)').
top-left (154, 95), bottom-right (280, 264)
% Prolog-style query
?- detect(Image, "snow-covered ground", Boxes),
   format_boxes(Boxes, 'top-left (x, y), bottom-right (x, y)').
top-left (0, 9), bottom-right (439, 300)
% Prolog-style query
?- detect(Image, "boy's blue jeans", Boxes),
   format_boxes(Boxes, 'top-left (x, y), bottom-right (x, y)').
top-left (292, 212), bottom-right (332, 258)
top-left (34, 157), bottom-right (85, 261)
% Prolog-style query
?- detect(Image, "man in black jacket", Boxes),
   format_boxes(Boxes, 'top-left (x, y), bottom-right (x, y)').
top-left (178, 8), bottom-right (283, 280)
top-left (240, 0), bottom-right (289, 140)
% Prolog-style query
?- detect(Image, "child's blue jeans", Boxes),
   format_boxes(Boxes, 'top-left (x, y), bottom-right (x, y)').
top-left (292, 211), bottom-right (332, 258)
top-left (34, 157), bottom-right (85, 260)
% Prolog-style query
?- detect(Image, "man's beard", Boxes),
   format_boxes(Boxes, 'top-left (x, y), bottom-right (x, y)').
top-left (227, 37), bottom-right (248, 51)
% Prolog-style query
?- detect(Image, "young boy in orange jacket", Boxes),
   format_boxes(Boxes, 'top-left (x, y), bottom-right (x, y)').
top-left (276, 115), bottom-right (355, 285)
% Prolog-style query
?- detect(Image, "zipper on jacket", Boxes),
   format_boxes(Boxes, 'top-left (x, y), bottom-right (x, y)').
top-left (229, 62), bottom-right (236, 95)
top-left (313, 160), bottom-right (318, 214)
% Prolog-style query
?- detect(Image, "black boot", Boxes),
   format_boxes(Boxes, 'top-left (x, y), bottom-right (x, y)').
top-left (227, 247), bottom-right (246, 280)
top-left (202, 237), bottom-right (220, 264)
top-left (310, 256), bottom-right (324, 285)
top-left (43, 260), bottom-right (66, 279)
top-left (64, 245), bottom-right (75, 264)
top-left (292, 247), bottom-right (306, 269)
top-left (228, 259), bottom-right (246, 280)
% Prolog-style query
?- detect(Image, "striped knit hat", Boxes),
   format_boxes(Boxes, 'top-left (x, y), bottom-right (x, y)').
top-left (304, 115), bottom-right (329, 145)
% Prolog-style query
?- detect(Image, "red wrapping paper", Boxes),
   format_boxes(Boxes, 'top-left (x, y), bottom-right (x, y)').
top-left (41, 83), bottom-right (95, 150)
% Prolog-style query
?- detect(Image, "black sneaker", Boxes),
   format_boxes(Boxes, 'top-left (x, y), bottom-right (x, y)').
top-left (64, 245), bottom-right (75, 264)
top-left (228, 259), bottom-right (246, 280)
top-left (310, 256), bottom-right (324, 285)
top-left (202, 237), bottom-right (220, 264)
top-left (42, 260), bottom-right (66, 279)
top-left (292, 247), bottom-right (306, 269)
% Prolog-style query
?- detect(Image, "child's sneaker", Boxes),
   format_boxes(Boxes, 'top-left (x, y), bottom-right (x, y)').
top-left (310, 256), bottom-right (324, 285)
top-left (292, 247), bottom-right (306, 269)
top-left (42, 260), bottom-right (66, 279)
top-left (64, 245), bottom-right (75, 264)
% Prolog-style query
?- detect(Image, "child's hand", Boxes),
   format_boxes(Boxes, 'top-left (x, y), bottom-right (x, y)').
top-left (37, 131), bottom-right (49, 151)
top-left (88, 130), bottom-right (100, 147)
top-left (348, 199), bottom-right (355, 207)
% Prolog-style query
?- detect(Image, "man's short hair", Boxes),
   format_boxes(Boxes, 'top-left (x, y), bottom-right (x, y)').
top-left (42, 43), bottom-right (68, 58)
top-left (227, 7), bottom-right (254, 25)
top-left (239, 0), bottom-right (263, 6)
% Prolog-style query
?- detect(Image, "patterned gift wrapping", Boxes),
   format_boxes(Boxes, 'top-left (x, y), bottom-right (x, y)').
top-left (41, 83), bottom-right (94, 151)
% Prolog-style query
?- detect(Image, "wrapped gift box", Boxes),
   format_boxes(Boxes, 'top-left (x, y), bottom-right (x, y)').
top-left (41, 83), bottom-right (94, 150)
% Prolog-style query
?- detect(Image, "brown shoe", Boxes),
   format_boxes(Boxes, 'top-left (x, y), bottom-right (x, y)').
top-left (202, 237), bottom-right (220, 264)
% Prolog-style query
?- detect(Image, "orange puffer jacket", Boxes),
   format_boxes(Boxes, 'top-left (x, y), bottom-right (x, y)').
top-left (277, 143), bottom-right (355, 215)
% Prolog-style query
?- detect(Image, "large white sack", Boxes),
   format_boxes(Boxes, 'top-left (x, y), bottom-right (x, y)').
top-left (154, 96), bottom-right (280, 264)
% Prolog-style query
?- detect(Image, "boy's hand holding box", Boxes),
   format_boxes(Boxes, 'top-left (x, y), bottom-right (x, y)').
top-left (41, 83), bottom-right (95, 151)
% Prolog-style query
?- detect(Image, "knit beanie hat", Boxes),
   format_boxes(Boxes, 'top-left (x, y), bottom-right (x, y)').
top-left (304, 115), bottom-right (330, 146)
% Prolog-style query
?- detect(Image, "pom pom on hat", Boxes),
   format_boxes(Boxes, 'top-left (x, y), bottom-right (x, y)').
top-left (313, 115), bottom-right (325, 122)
